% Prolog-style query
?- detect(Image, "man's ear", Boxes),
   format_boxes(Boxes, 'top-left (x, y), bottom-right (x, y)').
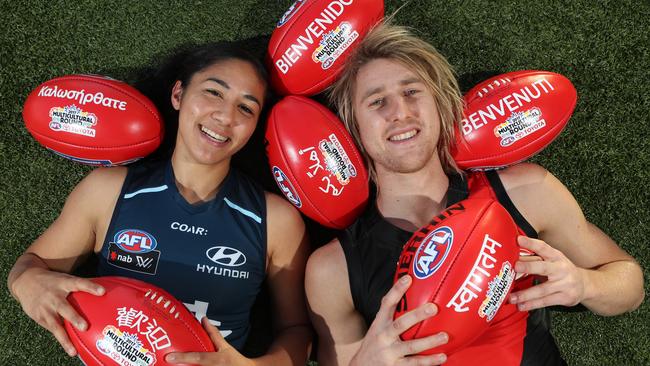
top-left (171, 80), bottom-right (183, 111)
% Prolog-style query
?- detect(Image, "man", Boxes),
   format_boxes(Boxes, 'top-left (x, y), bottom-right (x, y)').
top-left (305, 22), bottom-right (644, 366)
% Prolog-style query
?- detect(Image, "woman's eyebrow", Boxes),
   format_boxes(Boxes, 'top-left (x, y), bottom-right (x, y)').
top-left (206, 77), bottom-right (230, 89)
top-left (206, 77), bottom-right (261, 107)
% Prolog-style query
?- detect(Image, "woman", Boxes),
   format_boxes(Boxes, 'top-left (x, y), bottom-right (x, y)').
top-left (8, 42), bottom-right (312, 366)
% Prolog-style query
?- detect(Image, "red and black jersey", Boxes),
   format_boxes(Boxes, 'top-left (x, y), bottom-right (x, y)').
top-left (339, 171), bottom-right (567, 365)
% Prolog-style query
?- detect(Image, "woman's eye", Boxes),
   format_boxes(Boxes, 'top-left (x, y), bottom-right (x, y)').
top-left (207, 89), bottom-right (222, 98)
top-left (239, 105), bottom-right (254, 115)
top-left (405, 89), bottom-right (419, 96)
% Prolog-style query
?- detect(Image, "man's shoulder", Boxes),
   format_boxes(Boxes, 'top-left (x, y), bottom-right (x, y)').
top-left (495, 162), bottom-right (574, 232)
top-left (311, 239), bottom-right (345, 264)
top-left (496, 162), bottom-right (549, 193)
top-left (307, 239), bottom-right (348, 286)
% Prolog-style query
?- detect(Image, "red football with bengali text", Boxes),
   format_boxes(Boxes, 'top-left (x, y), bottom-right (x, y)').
top-left (64, 276), bottom-right (214, 366)
top-left (394, 198), bottom-right (520, 355)
top-left (265, 95), bottom-right (368, 229)
top-left (267, 0), bottom-right (384, 95)
top-left (452, 70), bottom-right (577, 170)
top-left (23, 74), bottom-right (163, 166)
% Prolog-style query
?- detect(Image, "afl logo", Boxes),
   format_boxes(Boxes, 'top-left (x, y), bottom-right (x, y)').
top-left (413, 227), bottom-right (453, 279)
top-left (206, 246), bottom-right (247, 267)
top-left (276, 0), bottom-right (307, 27)
top-left (114, 229), bottom-right (157, 253)
top-left (500, 136), bottom-right (516, 147)
top-left (322, 57), bottom-right (335, 69)
top-left (272, 166), bottom-right (302, 208)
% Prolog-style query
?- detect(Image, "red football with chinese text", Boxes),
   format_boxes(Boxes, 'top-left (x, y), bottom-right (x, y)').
top-left (267, 0), bottom-right (384, 95)
top-left (64, 276), bottom-right (214, 366)
top-left (394, 198), bottom-right (520, 355)
top-left (23, 74), bottom-right (163, 166)
top-left (266, 95), bottom-right (368, 229)
top-left (452, 70), bottom-right (577, 170)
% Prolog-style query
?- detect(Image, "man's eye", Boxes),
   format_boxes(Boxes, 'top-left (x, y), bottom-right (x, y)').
top-left (405, 89), bottom-right (420, 96)
top-left (369, 98), bottom-right (384, 107)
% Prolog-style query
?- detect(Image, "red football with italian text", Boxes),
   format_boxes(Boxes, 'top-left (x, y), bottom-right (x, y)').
top-left (265, 95), bottom-right (369, 229)
top-left (23, 74), bottom-right (163, 166)
top-left (452, 70), bottom-right (577, 170)
top-left (267, 0), bottom-right (384, 95)
top-left (394, 198), bottom-right (520, 355)
top-left (64, 276), bottom-right (214, 366)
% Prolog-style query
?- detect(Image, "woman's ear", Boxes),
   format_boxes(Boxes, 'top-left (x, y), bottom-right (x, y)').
top-left (171, 80), bottom-right (183, 111)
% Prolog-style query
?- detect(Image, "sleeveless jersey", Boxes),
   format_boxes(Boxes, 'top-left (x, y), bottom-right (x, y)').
top-left (340, 171), bottom-right (566, 365)
top-left (97, 160), bottom-right (267, 350)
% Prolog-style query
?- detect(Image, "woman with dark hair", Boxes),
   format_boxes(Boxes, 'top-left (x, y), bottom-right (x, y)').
top-left (8, 42), bottom-right (312, 366)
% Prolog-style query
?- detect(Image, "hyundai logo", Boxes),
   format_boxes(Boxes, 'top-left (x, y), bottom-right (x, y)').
top-left (206, 246), bottom-right (247, 267)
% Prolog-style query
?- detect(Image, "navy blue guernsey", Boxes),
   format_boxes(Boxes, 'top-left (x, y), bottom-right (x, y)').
top-left (97, 159), bottom-right (267, 350)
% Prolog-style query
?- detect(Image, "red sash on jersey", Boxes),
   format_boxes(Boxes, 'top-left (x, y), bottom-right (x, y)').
top-left (444, 172), bottom-right (534, 365)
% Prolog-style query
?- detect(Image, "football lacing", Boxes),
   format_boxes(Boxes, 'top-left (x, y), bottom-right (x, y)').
top-left (476, 77), bottom-right (512, 98)
top-left (144, 289), bottom-right (180, 318)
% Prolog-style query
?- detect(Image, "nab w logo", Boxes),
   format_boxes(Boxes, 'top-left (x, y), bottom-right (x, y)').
top-left (206, 246), bottom-right (247, 267)
top-left (413, 226), bottom-right (453, 279)
top-left (136, 256), bottom-right (154, 268)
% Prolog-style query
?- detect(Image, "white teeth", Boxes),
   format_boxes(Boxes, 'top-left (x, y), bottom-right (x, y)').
top-left (389, 129), bottom-right (417, 141)
top-left (201, 126), bottom-right (228, 142)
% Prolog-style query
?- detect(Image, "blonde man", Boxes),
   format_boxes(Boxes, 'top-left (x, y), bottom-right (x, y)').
top-left (305, 22), bottom-right (643, 366)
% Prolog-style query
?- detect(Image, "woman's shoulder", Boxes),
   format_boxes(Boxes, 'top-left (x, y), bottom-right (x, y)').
top-left (67, 167), bottom-right (128, 217)
top-left (75, 166), bottom-right (127, 195)
top-left (264, 191), bottom-right (303, 225)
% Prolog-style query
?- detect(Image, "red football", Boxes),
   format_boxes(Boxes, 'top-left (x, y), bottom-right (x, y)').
top-left (64, 276), bottom-right (214, 366)
top-left (265, 95), bottom-right (368, 229)
top-left (394, 198), bottom-right (520, 355)
top-left (23, 74), bottom-right (163, 166)
top-left (452, 70), bottom-right (577, 170)
top-left (267, 0), bottom-right (384, 95)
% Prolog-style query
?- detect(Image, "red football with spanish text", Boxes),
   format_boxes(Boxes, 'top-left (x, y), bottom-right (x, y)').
top-left (452, 70), bottom-right (577, 170)
top-left (23, 74), bottom-right (163, 166)
top-left (267, 0), bottom-right (384, 95)
top-left (265, 95), bottom-right (368, 229)
top-left (394, 198), bottom-right (520, 355)
top-left (64, 276), bottom-right (214, 366)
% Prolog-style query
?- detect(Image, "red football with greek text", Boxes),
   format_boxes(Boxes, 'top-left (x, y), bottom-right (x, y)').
top-left (267, 0), bottom-right (384, 95)
top-left (23, 74), bottom-right (163, 166)
top-left (265, 95), bottom-right (368, 229)
top-left (394, 198), bottom-right (520, 355)
top-left (451, 70), bottom-right (577, 170)
top-left (64, 276), bottom-right (214, 366)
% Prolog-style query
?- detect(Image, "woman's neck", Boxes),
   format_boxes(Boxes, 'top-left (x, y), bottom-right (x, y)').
top-left (170, 152), bottom-right (230, 204)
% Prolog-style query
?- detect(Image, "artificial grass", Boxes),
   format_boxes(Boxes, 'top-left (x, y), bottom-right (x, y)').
top-left (1, 1), bottom-right (648, 365)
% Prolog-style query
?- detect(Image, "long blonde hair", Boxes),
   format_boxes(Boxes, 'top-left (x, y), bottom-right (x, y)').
top-left (328, 21), bottom-right (464, 183)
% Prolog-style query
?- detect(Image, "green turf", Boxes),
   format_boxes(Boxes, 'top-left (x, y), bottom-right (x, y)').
top-left (1, 0), bottom-right (648, 365)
